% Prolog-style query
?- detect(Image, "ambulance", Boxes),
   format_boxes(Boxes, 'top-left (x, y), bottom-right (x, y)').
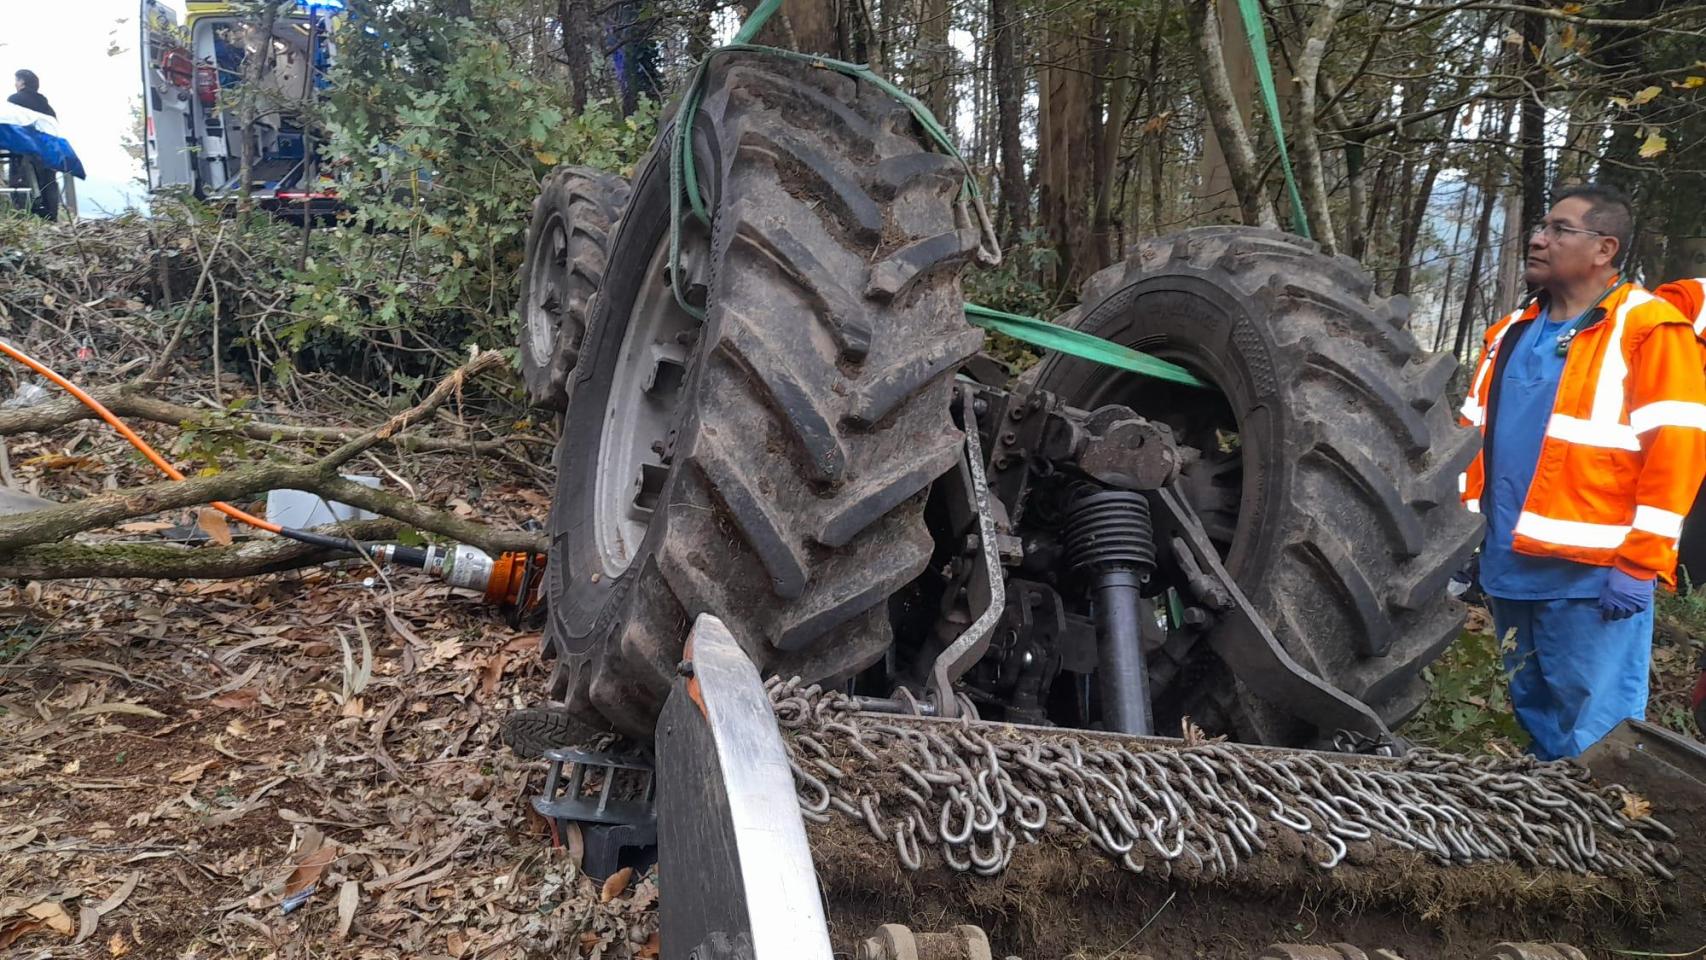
top-left (139, 0), bottom-right (340, 215)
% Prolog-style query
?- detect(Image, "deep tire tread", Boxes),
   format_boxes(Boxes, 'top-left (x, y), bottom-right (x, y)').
top-left (519, 166), bottom-right (631, 410)
top-left (549, 57), bottom-right (979, 737)
top-left (1036, 226), bottom-right (1483, 738)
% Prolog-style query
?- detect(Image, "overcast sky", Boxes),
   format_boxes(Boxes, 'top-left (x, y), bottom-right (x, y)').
top-left (2, 0), bottom-right (186, 216)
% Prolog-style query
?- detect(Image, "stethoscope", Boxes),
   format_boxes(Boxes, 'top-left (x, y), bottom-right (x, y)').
top-left (1549, 281), bottom-right (1621, 357)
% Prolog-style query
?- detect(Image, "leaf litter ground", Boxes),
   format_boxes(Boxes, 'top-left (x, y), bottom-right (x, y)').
top-left (0, 448), bottom-right (658, 959)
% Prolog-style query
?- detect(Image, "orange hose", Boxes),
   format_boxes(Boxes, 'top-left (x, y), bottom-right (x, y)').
top-left (0, 338), bottom-right (283, 534)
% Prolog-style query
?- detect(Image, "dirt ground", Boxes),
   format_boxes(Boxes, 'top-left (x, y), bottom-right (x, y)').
top-left (0, 388), bottom-right (662, 959)
top-left (0, 565), bottom-right (662, 958)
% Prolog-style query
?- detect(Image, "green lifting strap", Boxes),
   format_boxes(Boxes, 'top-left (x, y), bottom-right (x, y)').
top-left (1235, 0), bottom-right (1310, 238)
top-left (964, 305), bottom-right (1207, 388)
top-left (667, 0), bottom-right (1211, 391)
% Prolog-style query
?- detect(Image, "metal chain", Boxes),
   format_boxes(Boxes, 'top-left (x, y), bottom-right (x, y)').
top-left (767, 678), bottom-right (1676, 882)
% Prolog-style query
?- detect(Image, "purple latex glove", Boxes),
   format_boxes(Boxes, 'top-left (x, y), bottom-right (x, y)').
top-left (1599, 567), bottom-right (1655, 621)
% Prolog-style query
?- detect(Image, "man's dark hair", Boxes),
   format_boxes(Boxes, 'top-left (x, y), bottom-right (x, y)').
top-left (1554, 182), bottom-right (1634, 266)
top-left (14, 70), bottom-right (39, 93)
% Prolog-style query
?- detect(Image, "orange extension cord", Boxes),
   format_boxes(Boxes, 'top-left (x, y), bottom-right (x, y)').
top-left (0, 337), bottom-right (284, 535)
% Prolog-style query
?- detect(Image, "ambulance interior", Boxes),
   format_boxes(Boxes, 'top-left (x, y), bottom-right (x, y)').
top-left (144, 6), bottom-right (328, 200)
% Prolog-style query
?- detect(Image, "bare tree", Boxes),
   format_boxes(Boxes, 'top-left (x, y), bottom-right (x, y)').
top-left (1189, 0), bottom-right (1277, 229)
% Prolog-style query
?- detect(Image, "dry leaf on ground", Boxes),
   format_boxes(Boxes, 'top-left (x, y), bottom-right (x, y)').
top-left (285, 842), bottom-right (337, 905)
top-left (210, 688), bottom-right (261, 710)
top-left (96, 873), bottom-right (139, 916)
top-left (479, 652), bottom-right (508, 697)
top-left (196, 508), bottom-right (234, 545)
top-left (600, 867), bottom-right (633, 903)
top-left (1621, 791), bottom-right (1653, 819)
top-left (0, 902), bottom-right (76, 948)
top-left (169, 759), bottom-right (219, 784)
top-left (335, 881), bottom-right (359, 939)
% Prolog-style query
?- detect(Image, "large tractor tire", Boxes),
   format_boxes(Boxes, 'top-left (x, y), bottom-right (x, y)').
top-left (519, 166), bottom-right (630, 410)
top-left (1036, 227), bottom-right (1482, 743)
top-left (541, 56), bottom-right (986, 737)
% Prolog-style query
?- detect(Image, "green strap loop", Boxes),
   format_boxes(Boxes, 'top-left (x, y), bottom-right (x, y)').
top-left (662, 2), bottom-right (1210, 390)
top-left (964, 305), bottom-right (1207, 388)
top-left (730, 0), bottom-right (784, 45)
top-left (1236, 0), bottom-right (1310, 238)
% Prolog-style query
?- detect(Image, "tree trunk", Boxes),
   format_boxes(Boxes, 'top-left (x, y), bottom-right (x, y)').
top-left (1150, 128), bottom-right (1165, 233)
top-left (1092, 15), bottom-right (1136, 271)
top-left (1194, 0), bottom-right (1259, 225)
top-left (1140, 3), bottom-right (1170, 234)
top-left (1037, 10), bottom-right (1097, 289)
top-left (1494, 189), bottom-right (1525, 316)
top-left (1433, 259), bottom-right (1456, 353)
top-left (1292, 0), bottom-right (1347, 252)
top-left (1392, 104), bottom-right (1463, 298)
top-left (919, 0), bottom-right (954, 124)
top-left (1519, 10), bottom-right (1549, 235)
top-left (1188, 0), bottom-right (1276, 229)
top-left (1359, 143), bottom-right (1393, 265)
top-left (1455, 169), bottom-right (1504, 363)
top-left (559, 0), bottom-right (600, 112)
top-left (757, 0), bottom-right (842, 55)
top-left (991, 0), bottom-right (1028, 242)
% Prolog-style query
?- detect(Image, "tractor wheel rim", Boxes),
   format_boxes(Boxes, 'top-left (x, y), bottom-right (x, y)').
top-left (591, 225), bottom-right (708, 578)
top-left (526, 214), bottom-right (570, 362)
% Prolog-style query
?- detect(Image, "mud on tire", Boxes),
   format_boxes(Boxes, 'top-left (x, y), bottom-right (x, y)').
top-left (542, 56), bottom-right (986, 737)
top-left (519, 166), bottom-right (631, 410)
top-left (1037, 227), bottom-right (1482, 742)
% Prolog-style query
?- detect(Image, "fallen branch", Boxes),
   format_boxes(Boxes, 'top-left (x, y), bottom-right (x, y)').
top-left (320, 351), bottom-right (506, 465)
top-left (0, 383), bottom-right (522, 455)
top-left (0, 519), bottom-right (401, 580)
top-left (0, 351), bottom-right (547, 562)
top-left (0, 460), bottom-right (325, 551)
top-left (315, 476), bottom-right (547, 556)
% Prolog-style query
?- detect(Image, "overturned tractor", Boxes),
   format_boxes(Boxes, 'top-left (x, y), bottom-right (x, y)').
top-left (509, 53), bottom-right (1706, 959)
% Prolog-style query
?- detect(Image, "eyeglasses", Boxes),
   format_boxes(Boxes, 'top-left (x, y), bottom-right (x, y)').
top-left (1530, 220), bottom-right (1607, 241)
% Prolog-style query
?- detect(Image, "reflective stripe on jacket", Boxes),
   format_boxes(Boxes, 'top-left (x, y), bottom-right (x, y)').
top-left (1458, 281), bottom-right (1706, 584)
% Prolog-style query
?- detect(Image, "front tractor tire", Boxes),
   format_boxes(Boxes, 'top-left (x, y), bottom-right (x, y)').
top-left (519, 166), bottom-right (631, 410)
top-left (541, 56), bottom-right (987, 737)
top-left (1037, 227), bottom-right (1483, 743)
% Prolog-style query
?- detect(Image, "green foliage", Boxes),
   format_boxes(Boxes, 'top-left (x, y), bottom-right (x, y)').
top-left (961, 229), bottom-right (1067, 371)
top-left (301, 7), bottom-right (656, 358)
top-left (1650, 586), bottom-right (1706, 739)
top-left (1408, 594), bottom-right (1706, 755)
top-left (170, 398), bottom-right (264, 474)
top-left (964, 228), bottom-right (1063, 320)
top-left (1404, 621), bottom-right (1529, 754)
top-left (52, 5), bottom-right (660, 394)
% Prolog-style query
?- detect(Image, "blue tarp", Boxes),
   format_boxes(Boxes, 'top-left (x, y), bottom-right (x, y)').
top-left (0, 103), bottom-right (85, 179)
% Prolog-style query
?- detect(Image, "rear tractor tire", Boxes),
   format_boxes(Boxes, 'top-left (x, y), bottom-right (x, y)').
top-left (1037, 227), bottom-right (1483, 743)
top-left (541, 55), bottom-right (987, 737)
top-left (519, 166), bottom-right (631, 411)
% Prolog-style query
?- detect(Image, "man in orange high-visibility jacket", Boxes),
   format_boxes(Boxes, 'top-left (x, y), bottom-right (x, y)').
top-left (1460, 184), bottom-right (1706, 759)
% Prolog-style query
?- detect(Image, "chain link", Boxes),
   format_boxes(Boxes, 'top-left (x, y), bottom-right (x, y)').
top-left (768, 678), bottom-right (1675, 882)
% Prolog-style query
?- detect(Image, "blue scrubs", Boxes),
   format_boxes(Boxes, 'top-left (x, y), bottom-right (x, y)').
top-left (1481, 307), bottom-right (1653, 760)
